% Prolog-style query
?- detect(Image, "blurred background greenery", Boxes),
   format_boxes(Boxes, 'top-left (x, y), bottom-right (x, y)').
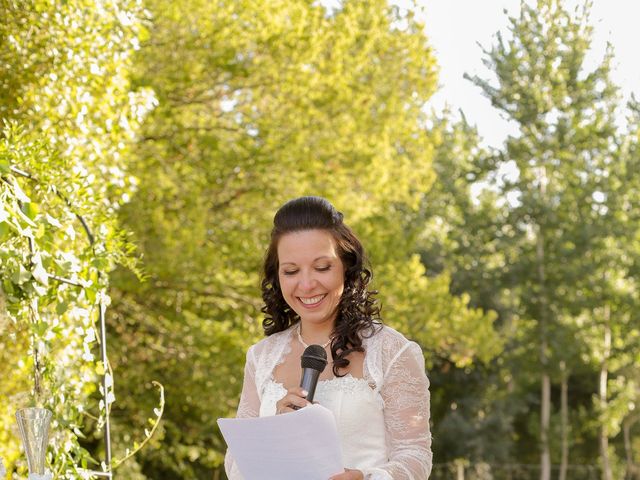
top-left (1, 0), bottom-right (639, 478)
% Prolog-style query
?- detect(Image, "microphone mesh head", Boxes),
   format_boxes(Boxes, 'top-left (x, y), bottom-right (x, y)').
top-left (301, 344), bottom-right (328, 372)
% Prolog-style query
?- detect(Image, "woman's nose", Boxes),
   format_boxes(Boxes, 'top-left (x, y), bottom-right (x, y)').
top-left (299, 271), bottom-right (317, 291)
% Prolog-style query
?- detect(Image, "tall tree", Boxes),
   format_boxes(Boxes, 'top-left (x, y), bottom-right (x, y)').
top-left (110, 0), bottom-right (501, 477)
top-left (418, 113), bottom-right (519, 466)
top-left (467, 0), bottom-right (622, 478)
top-left (606, 97), bottom-right (640, 480)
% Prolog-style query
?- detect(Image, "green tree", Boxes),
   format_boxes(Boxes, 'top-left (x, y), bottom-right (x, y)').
top-left (466, 0), bottom-right (627, 478)
top-left (109, 0), bottom-right (501, 477)
top-left (605, 97), bottom-right (640, 480)
top-left (416, 113), bottom-right (520, 466)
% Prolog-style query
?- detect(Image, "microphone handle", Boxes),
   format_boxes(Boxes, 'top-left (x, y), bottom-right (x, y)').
top-left (300, 367), bottom-right (322, 403)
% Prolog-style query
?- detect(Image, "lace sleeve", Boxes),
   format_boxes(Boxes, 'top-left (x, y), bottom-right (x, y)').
top-left (224, 345), bottom-right (260, 480)
top-left (363, 341), bottom-right (432, 480)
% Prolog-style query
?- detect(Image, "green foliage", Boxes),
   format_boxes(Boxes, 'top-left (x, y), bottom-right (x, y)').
top-left (424, 0), bottom-right (640, 472)
top-left (0, 0), bottom-right (157, 477)
top-left (0, 125), bottom-right (106, 477)
top-left (13, 0), bottom-right (633, 477)
top-left (104, 0), bottom-right (500, 477)
top-left (417, 112), bottom-right (520, 464)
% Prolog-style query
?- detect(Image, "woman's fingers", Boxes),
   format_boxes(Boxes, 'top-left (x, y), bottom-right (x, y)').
top-left (276, 387), bottom-right (311, 414)
top-left (329, 468), bottom-right (364, 479)
top-left (288, 386), bottom-right (309, 400)
top-left (284, 389), bottom-right (310, 410)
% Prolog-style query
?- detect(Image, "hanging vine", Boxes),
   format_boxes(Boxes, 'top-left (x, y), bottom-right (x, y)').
top-left (0, 0), bottom-right (162, 476)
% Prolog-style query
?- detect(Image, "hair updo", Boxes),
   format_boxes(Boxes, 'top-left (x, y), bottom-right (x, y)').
top-left (261, 196), bottom-right (381, 376)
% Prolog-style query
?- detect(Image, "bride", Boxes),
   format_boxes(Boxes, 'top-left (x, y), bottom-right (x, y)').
top-left (225, 196), bottom-right (432, 480)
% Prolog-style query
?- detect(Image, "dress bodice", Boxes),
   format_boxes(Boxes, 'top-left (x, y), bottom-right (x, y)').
top-left (260, 375), bottom-right (388, 471)
top-left (225, 324), bottom-right (432, 480)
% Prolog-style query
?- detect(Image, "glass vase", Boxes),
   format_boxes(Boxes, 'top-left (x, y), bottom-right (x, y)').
top-left (15, 408), bottom-right (52, 475)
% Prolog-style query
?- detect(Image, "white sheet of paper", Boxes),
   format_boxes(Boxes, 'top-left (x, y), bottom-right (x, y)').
top-left (218, 404), bottom-right (344, 480)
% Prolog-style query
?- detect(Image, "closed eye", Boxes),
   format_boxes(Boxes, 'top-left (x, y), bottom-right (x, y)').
top-left (282, 270), bottom-right (298, 276)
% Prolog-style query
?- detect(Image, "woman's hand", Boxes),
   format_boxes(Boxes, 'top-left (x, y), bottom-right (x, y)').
top-left (275, 386), bottom-right (310, 414)
top-left (329, 468), bottom-right (364, 479)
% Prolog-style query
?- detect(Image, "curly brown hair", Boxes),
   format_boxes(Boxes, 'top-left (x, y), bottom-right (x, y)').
top-left (261, 196), bottom-right (382, 376)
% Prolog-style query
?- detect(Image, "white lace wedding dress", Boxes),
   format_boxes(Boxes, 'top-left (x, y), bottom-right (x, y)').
top-left (224, 325), bottom-right (432, 479)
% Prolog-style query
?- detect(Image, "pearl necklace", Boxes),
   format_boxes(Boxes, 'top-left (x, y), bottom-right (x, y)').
top-left (296, 324), bottom-right (331, 349)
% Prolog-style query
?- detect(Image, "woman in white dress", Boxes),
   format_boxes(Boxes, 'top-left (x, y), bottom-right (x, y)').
top-left (225, 196), bottom-right (432, 479)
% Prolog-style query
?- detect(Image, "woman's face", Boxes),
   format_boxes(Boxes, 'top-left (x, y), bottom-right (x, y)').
top-left (277, 229), bottom-right (345, 328)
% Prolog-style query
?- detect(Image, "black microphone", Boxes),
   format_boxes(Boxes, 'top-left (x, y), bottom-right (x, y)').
top-left (299, 344), bottom-right (328, 405)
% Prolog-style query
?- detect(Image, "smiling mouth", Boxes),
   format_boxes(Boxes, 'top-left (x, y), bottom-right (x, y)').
top-left (298, 294), bottom-right (327, 306)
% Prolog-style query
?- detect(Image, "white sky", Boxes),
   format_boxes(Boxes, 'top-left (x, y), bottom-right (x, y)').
top-left (419, 0), bottom-right (640, 147)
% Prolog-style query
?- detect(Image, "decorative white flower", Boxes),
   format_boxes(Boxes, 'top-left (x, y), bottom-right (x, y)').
top-left (0, 457), bottom-right (6, 479)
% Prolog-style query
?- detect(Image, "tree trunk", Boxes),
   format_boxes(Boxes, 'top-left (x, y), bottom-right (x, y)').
top-left (599, 306), bottom-right (612, 480)
top-left (537, 166), bottom-right (551, 480)
top-left (559, 361), bottom-right (569, 480)
top-left (456, 459), bottom-right (465, 480)
top-left (541, 370), bottom-right (551, 480)
top-left (624, 414), bottom-right (639, 480)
